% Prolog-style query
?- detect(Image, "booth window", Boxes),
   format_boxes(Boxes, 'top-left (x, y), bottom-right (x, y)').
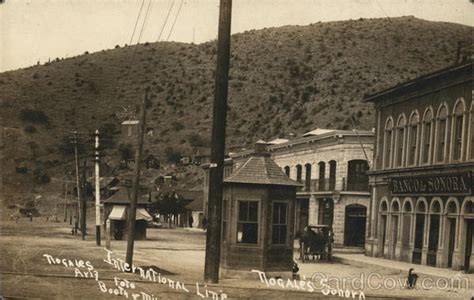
top-left (272, 202), bottom-right (288, 244)
top-left (237, 201), bottom-right (258, 244)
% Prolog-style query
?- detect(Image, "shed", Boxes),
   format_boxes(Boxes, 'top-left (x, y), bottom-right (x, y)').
top-left (103, 188), bottom-right (152, 240)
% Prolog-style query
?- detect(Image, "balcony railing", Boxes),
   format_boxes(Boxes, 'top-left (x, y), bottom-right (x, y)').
top-left (296, 177), bottom-right (369, 192)
top-left (342, 177), bottom-right (369, 192)
top-left (297, 179), bottom-right (335, 192)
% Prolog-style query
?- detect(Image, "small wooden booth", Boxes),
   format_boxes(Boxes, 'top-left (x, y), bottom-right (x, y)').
top-left (103, 188), bottom-right (152, 240)
top-left (220, 141), bottom-right (301, 277)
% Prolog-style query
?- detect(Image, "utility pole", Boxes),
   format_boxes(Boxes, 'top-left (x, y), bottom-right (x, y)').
top-left (204, 0), bottom-right (232, 284)
top-left (95, 129), bottom-right (101, 245)
top-left (125, 88), bottom-right (149, 268)
top-left (81, 159), bottom-right (87, 240)
top-left (64, 180), bottom-right (68, 222)
top-left (73, 131), bottom-right (81, 233)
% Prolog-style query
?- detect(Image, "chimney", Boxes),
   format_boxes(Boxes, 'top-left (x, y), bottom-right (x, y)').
top-left (254, 140), bottom-right (269, 155)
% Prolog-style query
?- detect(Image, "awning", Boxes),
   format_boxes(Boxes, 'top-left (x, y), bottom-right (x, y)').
top-left (109, 205), bottom-right (127, 220)
top-left (136, 208), bottom-right (153, 221)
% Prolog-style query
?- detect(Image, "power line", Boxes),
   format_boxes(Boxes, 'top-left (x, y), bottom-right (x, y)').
top-left (166, 0), bottom-right (185, 41)
top-left (129, 0), bottom-right (147, 45)
top-left (137, 0), bottom-right (154, 44)
top-left (374, 0), bottom-right (392, 23)
top-left (157, 0), bottom-right (175, 42)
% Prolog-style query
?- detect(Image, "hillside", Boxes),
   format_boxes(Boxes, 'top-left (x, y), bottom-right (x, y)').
top-left (0, 16), bottom-right (472, 203)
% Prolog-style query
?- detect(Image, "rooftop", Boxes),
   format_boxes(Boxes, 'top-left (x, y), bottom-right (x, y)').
top-left (364, 62), bottom-right (473, 103)
top-left (268, 128), bottom-right (374, 151)
top-left (224, 152), bottom-right (301, 187)
top-left (121, 120), bottom-right (140, 125)
top-left (102, 188), bottom-right (150, 205)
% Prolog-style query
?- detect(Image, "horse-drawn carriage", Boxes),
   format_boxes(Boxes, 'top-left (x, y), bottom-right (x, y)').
top-left (299, 225), bottom-right (333, 263)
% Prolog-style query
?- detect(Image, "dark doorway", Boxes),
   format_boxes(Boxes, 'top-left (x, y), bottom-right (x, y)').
top-left (381, 215), bottom-right (387, 256)
top-left (464, 219), bottom-right (473, 272)
top-left (319, 198), bottom-right (334, 228)
top-left (427, 214), bottom-right (440, 266)
top-left (447, 218), bottom-right (456, 268)
top-left (344, 204), bottom-right (367, 247)
top-left (412, 214), bottom-right (425, 264)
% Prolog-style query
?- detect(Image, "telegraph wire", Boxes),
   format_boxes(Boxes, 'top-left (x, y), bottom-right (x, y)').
top-left (137, 0), bottom-right (154, 45)
top-left (129, 0), bottom-right (147, 45)
top-left (166, 0), bottom-right (185, 41)
top-left (374, 0), bottom-right (392, 23)
top-left (157, 0), bottom-right (175, 42)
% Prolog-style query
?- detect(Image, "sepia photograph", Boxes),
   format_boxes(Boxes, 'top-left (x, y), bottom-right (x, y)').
top-left (0, 0), bottom-right (473, 299)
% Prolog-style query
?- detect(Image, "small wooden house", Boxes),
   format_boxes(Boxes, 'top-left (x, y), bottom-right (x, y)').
top-left (103, 188), bottom-right (152, 240)
top-left (220, 141), bottom-right (301, 277)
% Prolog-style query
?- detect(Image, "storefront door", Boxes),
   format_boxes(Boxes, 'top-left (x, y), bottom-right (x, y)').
top-left (344, 204), bottom-right (367, 247)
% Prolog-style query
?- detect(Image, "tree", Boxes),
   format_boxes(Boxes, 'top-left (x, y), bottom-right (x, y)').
top-left (164, 146), bottom-right (181, 164)
top-left (118, 143), bottom-right (134, 163)
top-left (99, 122), bottom-right (119, 149)
top-left (150, 193), bottom-right (187, 227)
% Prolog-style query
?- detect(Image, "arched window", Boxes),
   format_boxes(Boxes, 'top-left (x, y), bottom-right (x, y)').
top-left (435, 104), bottom-right (449, 163)
top-left (304, 163), bottom-right (312, 191)
top-left (421, 108), bottom-right (433, 165)
top-left (284, 166), bottom-right (290, 177)
top-left (395, 115), bottom-right (406, 167)
top-left (407, 112), bottom-right (419, 166)
top-left (296, 164), bottom-right (302, 183)
top-left (318, 162), bottom-right (326, 191)
top-left (451, 99), bottom-right (465, 161)
top-left (329, 160), bottom-right (337, 190)
top-left (383, 118), bottom-right (394, 169)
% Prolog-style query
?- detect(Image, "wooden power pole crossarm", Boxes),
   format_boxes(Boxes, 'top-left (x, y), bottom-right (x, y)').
top-left (125, 88), bottom-right (149, 268)
top-left (204, 0), bottom-right (232, 284)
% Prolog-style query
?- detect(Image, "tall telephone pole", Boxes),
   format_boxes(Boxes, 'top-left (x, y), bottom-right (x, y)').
top-left (204, 0), bottom-right (232, 284)
top-left (73, 131), bottom-right (81, 233)
top-left (95, 130), bottom-right (101, 245)
top-left (81, 159), bottom-right (87, 240)
top-left (64, 180), bottom-right (68, 222)
top-left (125, 88), bottom-right (149, 268)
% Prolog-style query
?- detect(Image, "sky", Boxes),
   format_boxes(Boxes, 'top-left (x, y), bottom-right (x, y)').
top-left (1, 0), bottom-right (473, 72)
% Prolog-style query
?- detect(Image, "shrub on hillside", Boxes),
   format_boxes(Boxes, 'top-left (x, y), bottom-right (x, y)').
top-left (164, 147), bottom-right (181, 164)
top-left (188, 133), bottom-right (209, 148)
top-left (19, 109), bottom-right (49, 124)
top-left (24, 125), bottom-right (37, 133)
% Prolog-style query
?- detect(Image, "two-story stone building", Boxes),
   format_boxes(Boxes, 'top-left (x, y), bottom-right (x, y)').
top-left (364, 62), bottom-right (473, 272)
top-left (263, 129), bottom-right (374, 248)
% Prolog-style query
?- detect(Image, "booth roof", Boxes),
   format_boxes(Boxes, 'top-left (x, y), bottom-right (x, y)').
top-left (224, 154), bottom-right (302, 187)
top-left (103, 188), bottom-right (150, 204)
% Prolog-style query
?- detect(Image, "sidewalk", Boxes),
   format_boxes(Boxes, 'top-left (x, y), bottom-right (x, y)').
top-left (333, 253), bottom-right (474, 284)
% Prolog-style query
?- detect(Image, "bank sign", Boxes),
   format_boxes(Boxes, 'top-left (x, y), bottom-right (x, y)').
top-left (390, 172), bottom-right (473, 196)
